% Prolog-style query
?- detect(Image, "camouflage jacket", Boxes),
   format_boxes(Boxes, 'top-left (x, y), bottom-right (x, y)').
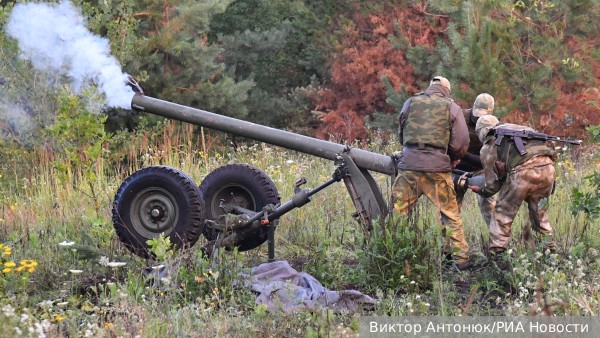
top-left (495, 124), bottom-right (556, 172)
top-left (396, 85), bottom-right (469, 172)
top-left (478, 126), bottom-right (556, 198)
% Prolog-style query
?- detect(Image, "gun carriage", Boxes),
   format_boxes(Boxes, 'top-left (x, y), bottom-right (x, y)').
top-left (115, 91), bottom-right (581, 260)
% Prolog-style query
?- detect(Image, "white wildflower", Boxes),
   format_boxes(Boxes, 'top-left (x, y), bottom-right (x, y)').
top-left (69, 270), bottom-right (83, 274)
top-left (107, 262), bottom-right (126, 268)
top-left (20, 313), bottom-right (29, 323)
top-left (98, 256), bottom-right (110, 266)
top-left (35, 319), bottom-right (51, 338)
top-left (151, 264), bottom-right (165, 270)
top-left (58, 241), bottom-right (75, 247)
top-left (2, 304), bottom-right (15, 317)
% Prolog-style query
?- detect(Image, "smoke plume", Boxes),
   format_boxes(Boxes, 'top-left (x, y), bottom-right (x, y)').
top-left (5, 1), bottom-right (134, 109)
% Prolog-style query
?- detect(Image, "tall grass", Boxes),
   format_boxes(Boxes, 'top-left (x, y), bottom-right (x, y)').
top-left (0, 122), bottom-right (598, 336)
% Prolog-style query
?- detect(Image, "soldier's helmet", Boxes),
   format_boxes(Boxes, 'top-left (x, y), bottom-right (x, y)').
top-left (475, 114), bottom-right (499, 143)
top-left (430, 76), bottom-right (451, 92)
top-left (472, 93), bottom-right (495, 118)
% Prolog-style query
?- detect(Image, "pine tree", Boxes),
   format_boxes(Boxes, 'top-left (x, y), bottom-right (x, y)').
top-left (130, 0), bottom-right (254, 119)
top-left (208, 0), bottom-right (327, 128)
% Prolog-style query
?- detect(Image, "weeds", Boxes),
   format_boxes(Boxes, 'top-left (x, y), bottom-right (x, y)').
top-left (0, 123), bottom-right (598, 336)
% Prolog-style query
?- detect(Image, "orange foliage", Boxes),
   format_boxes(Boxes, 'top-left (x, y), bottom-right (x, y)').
top-left (503, 89), bottom-right (599, 136)
top-left (503, 39), bottom-right (600, 138)
top-left (316, 6), bottom-right (447, 140)
top-left (316, 4), bottom-right (599, 141)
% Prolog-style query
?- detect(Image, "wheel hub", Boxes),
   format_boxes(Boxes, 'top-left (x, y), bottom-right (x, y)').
top-left (130, 187), bottom-right (179, 238)
top-left (212, 185), bottom-right (255, 218)
top-left (151, 207), bottom-right (162, 218)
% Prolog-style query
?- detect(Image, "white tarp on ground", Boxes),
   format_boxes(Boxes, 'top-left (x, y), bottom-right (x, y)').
top-left (247, 260), bottom-right (378, 313)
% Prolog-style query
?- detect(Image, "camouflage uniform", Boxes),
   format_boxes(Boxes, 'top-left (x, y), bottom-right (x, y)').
top-left (392, 76), bottom-right (471, 264)
top-left (475, 118), bottom-right (557, 252)
top-left (455, 93), bottom-right (497, 226)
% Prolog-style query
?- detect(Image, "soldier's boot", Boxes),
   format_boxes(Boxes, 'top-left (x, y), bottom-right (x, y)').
top-left (455, 254), bottom-right (487, 271)
top-left (489, 249), bottom-right (510, 272)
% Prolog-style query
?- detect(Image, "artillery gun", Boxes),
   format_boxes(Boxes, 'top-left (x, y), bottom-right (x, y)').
top-left (113, 93), bottom-right (484, 259)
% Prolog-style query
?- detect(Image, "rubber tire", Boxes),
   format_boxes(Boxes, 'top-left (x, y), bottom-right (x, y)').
top-left (112, 166), bottom-right (205, 259)
top-left (199, 164), bottom-right (280, 251)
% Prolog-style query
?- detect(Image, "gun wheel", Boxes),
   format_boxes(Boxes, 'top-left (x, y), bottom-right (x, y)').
top-left (112, 166), bottom-right (205, 259)
top-left (199, 164), bottom-right (280, 251)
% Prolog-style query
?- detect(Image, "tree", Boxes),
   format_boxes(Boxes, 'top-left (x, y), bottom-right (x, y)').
top-left (128, 0), bottom-right (254, 119)
top-left (404, 0), bottom-right (600, 137)
top-left (315, 4), bottom-right (441, 140)
top-left (208, 0), bottom-right (328, 129)
top-left (314, 0), bottom-right (600, 141)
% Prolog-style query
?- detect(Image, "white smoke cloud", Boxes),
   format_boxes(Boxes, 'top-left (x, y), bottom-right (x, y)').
top-left (5, 1), bottom-right (134, 109)
top-left (0, 100), bottom-right (32, 143)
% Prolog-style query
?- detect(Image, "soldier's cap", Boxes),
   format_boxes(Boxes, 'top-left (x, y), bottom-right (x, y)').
top-left (430, 76), bottom-right (451, 92)
top-left (475, 114), bottom-right (500, 143)
top-left (472, 93), bottom-right (495, 117)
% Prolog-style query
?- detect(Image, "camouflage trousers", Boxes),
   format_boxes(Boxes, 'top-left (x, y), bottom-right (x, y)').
top-left (489, 156), bottom-right (556, 252)
top-left (391, 170), bottom-right (469, 263)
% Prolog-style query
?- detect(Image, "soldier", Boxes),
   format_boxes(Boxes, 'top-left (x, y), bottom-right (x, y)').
top-left (454, 93), bottom-right (497, 226)
top-left (470, 115), bottom-right (557, 255)
top-left (391, 76), bottom-right (475, 270)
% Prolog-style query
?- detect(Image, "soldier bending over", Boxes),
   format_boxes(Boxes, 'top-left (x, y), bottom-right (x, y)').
top-left (470, 115), bottom-right (557, 255)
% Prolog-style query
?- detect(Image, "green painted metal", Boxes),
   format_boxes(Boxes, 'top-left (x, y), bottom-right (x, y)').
top-left (132, 94), bottom-right (396, 176)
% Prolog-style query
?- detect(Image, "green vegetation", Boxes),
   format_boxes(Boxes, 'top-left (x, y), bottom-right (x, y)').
top-left (1, 0), bottom-right (599, 336)
top-left (0, 121), bottom-right (598, 336)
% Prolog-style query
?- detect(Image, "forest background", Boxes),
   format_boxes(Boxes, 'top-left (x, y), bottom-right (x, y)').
top-left (1, 0), bottom-right (600, 144)
top-left (0, 0), bottom-right (599, 336)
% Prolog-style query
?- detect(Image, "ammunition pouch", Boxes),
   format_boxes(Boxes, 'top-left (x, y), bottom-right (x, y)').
top-left (451, 170), bottom-right (471, 203)
top-left (451, 169), bottom-right (486, 202)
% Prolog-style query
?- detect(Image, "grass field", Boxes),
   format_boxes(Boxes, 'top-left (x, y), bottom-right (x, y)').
top-left (1, 123), bottom-right (598, 337)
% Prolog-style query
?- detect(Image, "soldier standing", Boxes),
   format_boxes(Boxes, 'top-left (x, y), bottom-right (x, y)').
top-left (470, 115), bottom-right (557, 255)
top-left (391, 76), bottom-right (474, 270)
top-left (454, 93), bottom-right (497, 226)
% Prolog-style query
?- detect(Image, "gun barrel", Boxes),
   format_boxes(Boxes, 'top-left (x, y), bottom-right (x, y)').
top-left (131, 94), bottom-right (396, 175)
